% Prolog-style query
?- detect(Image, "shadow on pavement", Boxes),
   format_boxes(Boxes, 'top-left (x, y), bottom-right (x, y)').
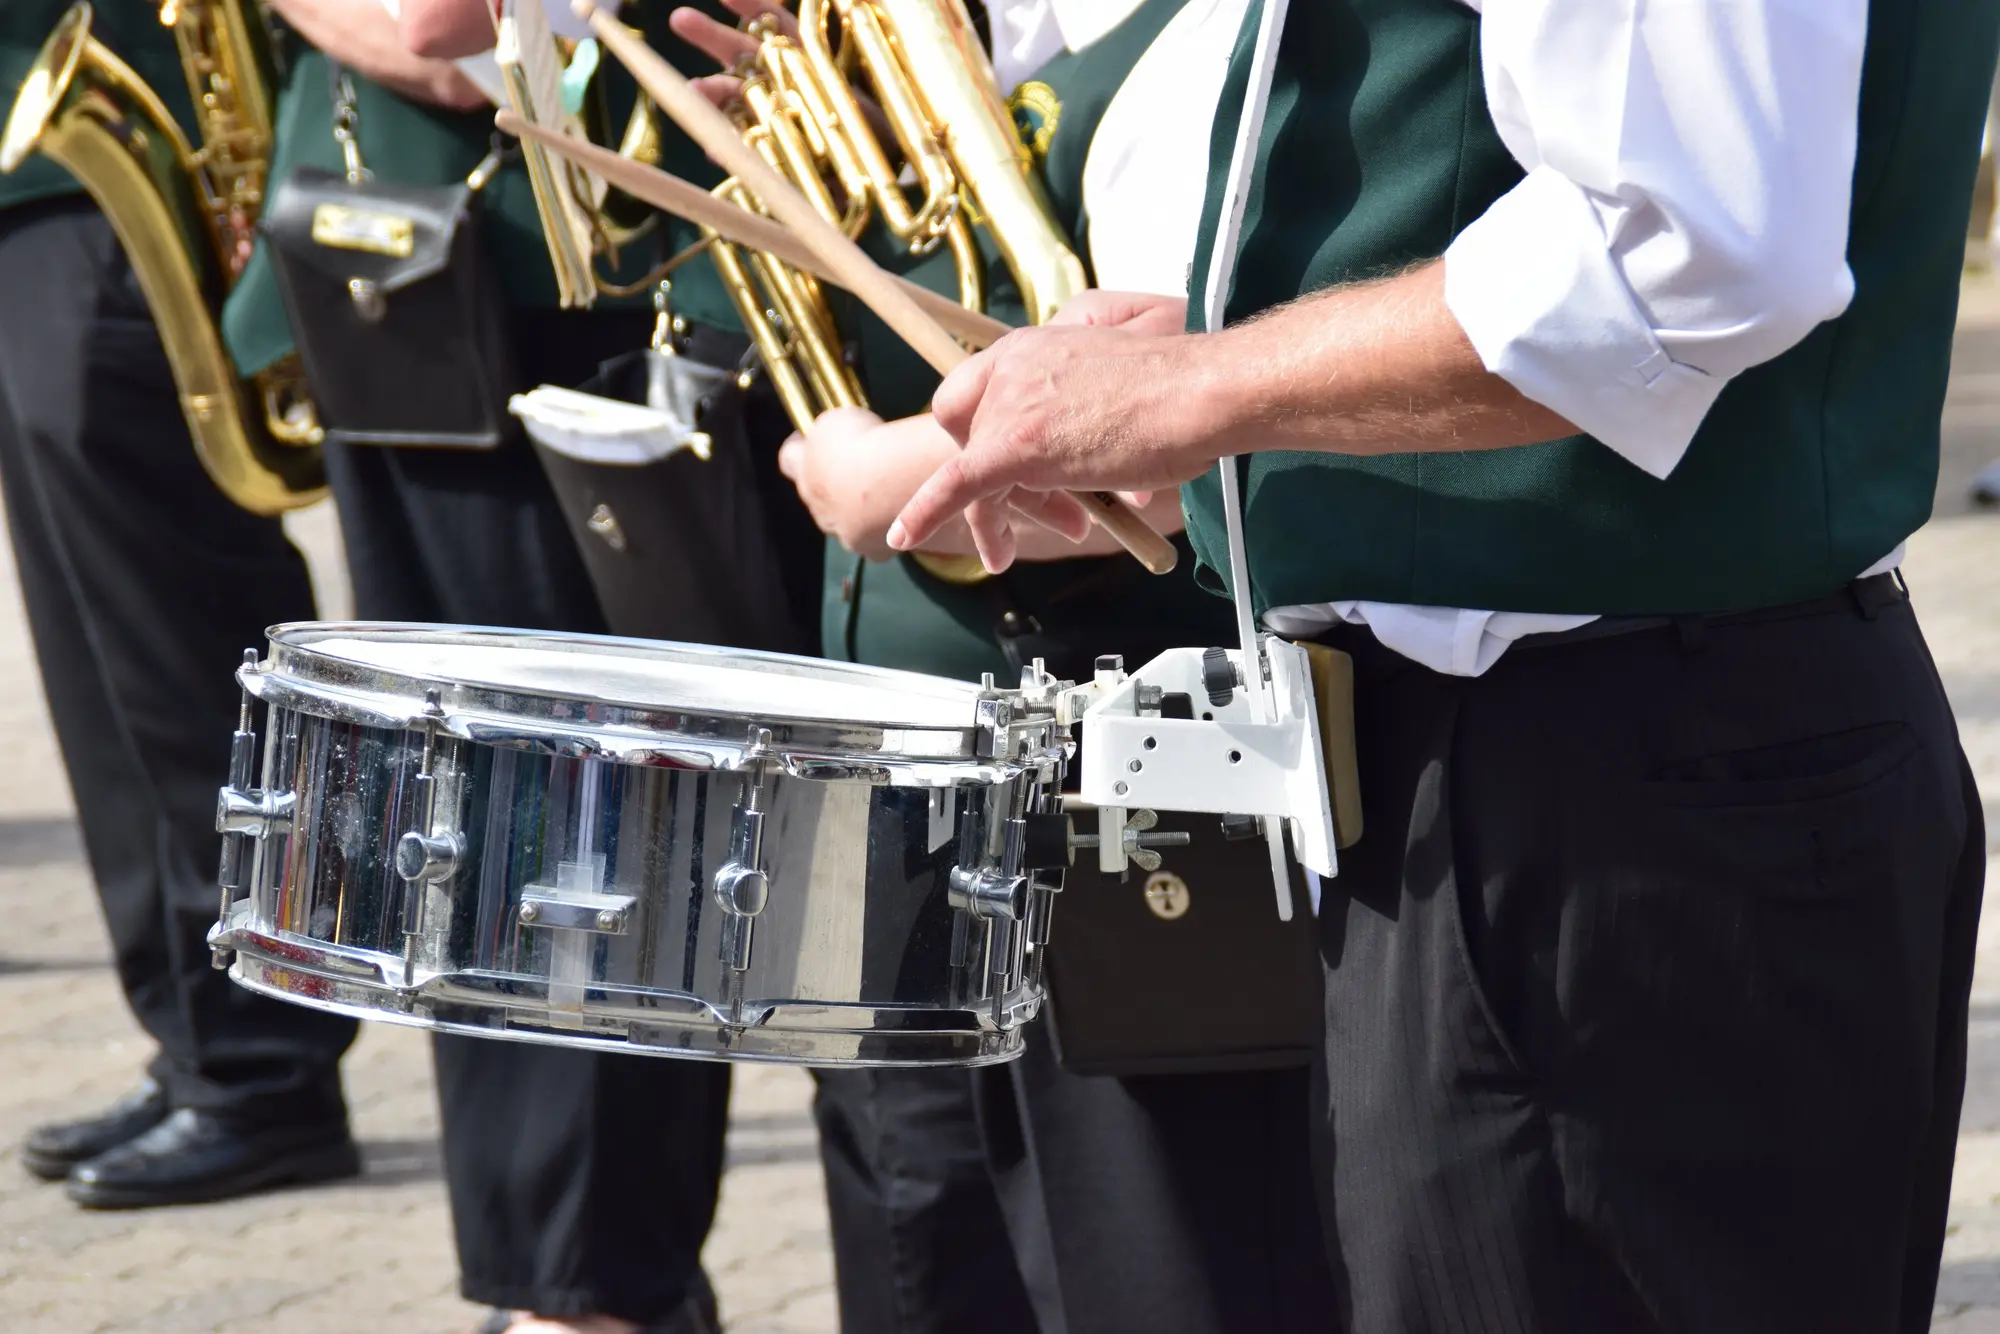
top-left (357, 1136), bottom-right (445, 1188)
top-left (0, 954), bottom-right (105, 976)
top-left (0, 814), bottom-right (81, 870)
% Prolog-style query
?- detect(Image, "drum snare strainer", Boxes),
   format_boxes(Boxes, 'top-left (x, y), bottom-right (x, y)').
top-left (210, 623), bottom-right (1078, 1067)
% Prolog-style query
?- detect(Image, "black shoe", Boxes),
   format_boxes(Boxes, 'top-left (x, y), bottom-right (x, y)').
top-left (1974, 461), bottom-right (2000, 506)
top-left (22, 1081), bottom-right (169, 1181)
top-left (64, 1108), bottom-right (360, 1210)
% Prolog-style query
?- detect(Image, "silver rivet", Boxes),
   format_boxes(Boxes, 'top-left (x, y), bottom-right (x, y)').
top-left (596, 909), bottom-right (620, 931)
top-left (518, 901), bottom-right (540, 924)
top-left (586, 504), bottom-right (629, 553)
top-left (1113, 781), bottom-right (1129, 797)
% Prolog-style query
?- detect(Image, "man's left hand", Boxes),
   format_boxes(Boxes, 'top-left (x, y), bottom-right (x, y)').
top-left (887, 321), bottom-right (1224, 565)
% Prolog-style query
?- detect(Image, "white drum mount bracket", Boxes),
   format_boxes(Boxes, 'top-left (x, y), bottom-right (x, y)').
top-left (1058, 640), bottom-right (1337, 893)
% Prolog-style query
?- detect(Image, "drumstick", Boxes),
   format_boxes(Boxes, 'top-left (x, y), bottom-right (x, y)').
top-left (576, 2), bottom-right (1180, 577)
top-left (495, 111), bottom-right (1009, 350)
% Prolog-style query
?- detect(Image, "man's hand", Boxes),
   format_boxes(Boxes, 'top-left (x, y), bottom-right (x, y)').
top-left (887, 266), bottom-right (1581, 563)
top-left (776, 406), bottom-right (910, 560)
top-left (887, 320), bottom-right (1219, 562)
top-left (885, 290), bottom-right (1202, 568)
top-left (668, 0), bottom-right (796, 107)
top-left (779, 406), bottom-right (1176, 565)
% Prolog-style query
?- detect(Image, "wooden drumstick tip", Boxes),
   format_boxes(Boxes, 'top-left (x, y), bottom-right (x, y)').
top-left (1081, 493), bottom-right (1179, 575)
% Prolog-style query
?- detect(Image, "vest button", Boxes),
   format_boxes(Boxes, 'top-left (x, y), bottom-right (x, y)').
top-left (839, 575), bottom-right (854, 602)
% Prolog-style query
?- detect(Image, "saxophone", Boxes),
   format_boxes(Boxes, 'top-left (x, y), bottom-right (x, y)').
top-left (0, 2), bottom-right (324, 514)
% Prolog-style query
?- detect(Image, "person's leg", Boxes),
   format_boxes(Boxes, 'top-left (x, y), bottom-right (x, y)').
top-left (970, 1027), bottom-right (1334, 1334)
top-left (326, 307), bottom-right (731, 1329)
top-left (434, 1038), bottom-right (729, 1325)
top-left (1313, 588), bottom-right (1981, 1333)
top-left (810, 1068), bottom-right (1036, 1334)
top-left (0, 200), bottom-right (356, 1185)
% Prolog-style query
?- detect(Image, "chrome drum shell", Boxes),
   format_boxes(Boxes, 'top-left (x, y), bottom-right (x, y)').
top-left (213, 624), bottom-right (1067, 1067)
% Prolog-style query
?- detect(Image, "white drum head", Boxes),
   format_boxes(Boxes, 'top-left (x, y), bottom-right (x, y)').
top-left (264, 623), bottom-right (986, 731)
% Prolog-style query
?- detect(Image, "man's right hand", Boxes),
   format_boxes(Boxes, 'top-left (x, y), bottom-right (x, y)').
top-left (668, 0), bottom-right (796, 107)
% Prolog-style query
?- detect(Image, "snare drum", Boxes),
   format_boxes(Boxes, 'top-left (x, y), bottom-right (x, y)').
top-left (210, 624), bottom-right (1072, 1066)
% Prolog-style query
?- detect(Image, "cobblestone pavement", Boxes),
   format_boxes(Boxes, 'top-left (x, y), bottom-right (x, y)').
top-left (0, 494), bottom-right (837, 1328)
top-left (6, 290), bottom-right (2000, 1332)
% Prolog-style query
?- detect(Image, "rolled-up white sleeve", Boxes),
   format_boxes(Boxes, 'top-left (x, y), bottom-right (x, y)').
top-left (1444, 0), bottom-right (1868, 480)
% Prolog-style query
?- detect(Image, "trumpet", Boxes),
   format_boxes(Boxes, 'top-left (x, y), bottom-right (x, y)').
top-left (0, 1), bottom-right (326, 515)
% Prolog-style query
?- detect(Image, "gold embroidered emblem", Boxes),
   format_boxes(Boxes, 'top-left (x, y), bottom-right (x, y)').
top-left (1144, 871), bottom-right (1191, 921)
top-left (1008, 81), bottom-right (1062, 162)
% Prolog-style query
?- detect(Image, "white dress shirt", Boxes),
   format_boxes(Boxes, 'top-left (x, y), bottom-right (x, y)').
top-left (1033, 0), bottom-right (1895, 675)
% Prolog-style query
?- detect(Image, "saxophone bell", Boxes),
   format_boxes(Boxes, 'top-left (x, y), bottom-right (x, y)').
top-left (2, 2), bottom-right (324, 515)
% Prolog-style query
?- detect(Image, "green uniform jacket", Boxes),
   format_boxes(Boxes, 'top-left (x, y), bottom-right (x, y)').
top-left (222, 2), bottom-right (741, 377)
top-left (824, 0), bottom-right (1235, 685)
top-left (1180, 0), bottom-right (2000, 616)
top-left (0, 0), bottom-right (199, 212)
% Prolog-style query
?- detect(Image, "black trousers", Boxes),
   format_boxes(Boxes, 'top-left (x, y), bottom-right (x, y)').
top-left (530, 345), bottom-right (1036, 1333)
top-left (1314, 581), bottom-right (1984, 1333)
top-left (972, 1027), bottom-right (1335, 1334)
top-left (324, 307), bottom-right (729, 1322)
top-left (0, 198), bottom-right (356, 1120)
top-left (812, 1067), bottom-right (1036, 1334)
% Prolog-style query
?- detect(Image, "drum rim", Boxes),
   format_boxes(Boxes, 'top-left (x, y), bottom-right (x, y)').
top-left (246, 622), bottom-right (1060, 772)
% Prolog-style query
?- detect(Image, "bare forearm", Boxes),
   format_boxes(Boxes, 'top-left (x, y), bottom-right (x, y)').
top-left (397, 0), bottom-right (501, 58)
top-left (1195, 261), bottom-right (1577, 458)
top-left (894, 266), bottom-right (1585, 562)
top-left (266, 0), bottom-right (485, 106)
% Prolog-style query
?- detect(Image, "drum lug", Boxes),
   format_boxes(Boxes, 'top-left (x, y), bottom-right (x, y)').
top-left (714, 736), bottom-right (774, 984)
top-left (947, 866), bottom-right (1028, 921)
top-left (213, 649), bottom-right (263, 970)
top-left (215, 785), bottom-right (296, 837)
top-left (397, 692), bottom-right (452, 988)
top-left (395, 831), bottom-right (463, 886)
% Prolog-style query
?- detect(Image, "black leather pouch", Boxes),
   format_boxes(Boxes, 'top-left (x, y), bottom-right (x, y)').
top-left (984, 576), bottom-right (1325, 1076)
top-left (1043, 808), bottom-right (1323, 1075)
top-left (260, 165), bottom-right (515, 448)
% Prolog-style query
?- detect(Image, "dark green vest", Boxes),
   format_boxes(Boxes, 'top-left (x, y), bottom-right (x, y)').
top-left (1181, 0), bottom-right (2000, 617)
top-left (223, 4), bottom-right (740, 377)
top-left (825, 0), bottom-right (1235, 683)
top-left (0, 1), bottom-right (200, 213)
